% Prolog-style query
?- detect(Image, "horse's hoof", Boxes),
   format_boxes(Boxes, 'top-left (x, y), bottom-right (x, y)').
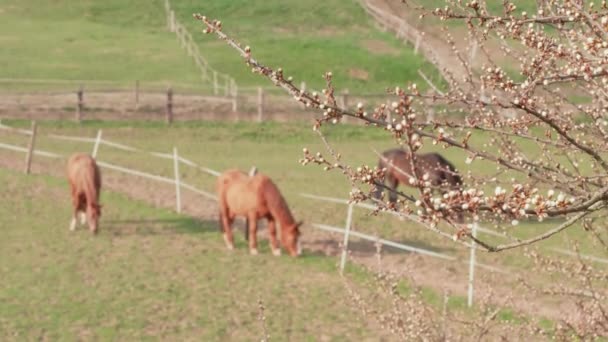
top-left (272, 249), bottom-right (281, 256)
top-left (223, 234), bottom-right (235, 250)
top-left (250, 248), bottom-right (259, 255)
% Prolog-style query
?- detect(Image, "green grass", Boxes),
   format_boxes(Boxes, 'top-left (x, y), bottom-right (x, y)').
top-left (0, 167), bottom-right (393, 340)
top-left (0, 0), bottom-right (441, 93)
top-left (2, 119), bottom-right (606, 275)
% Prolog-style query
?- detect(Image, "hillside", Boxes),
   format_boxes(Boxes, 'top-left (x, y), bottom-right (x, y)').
top-left (0, 0), bottom-right (440, 93)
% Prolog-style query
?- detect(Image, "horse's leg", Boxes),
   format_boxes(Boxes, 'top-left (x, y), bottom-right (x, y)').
top-left (247, 213), bottom-right (258, 255)
top-left (69, 189), bottom-right (79, 231)
top-left (267, 217), bottom-right (280, 256)
top-left (387, 175), bottom-right (399, 203)
top-left (220, 210), bottom-right (235, 250)
top-left (79, 211), bottom-right (87, 225)
top-left (244, 218), bottom-right (249, 241)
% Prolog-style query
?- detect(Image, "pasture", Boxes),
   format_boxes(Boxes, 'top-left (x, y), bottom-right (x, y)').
top-left (0, 0), bottom-right (439, 93)
top-left (1, 0), bottom-right (606, 339)
top-left (1, 120), bottom-right (605, 317)
top-left (0, 167), bottom-right (391, 340)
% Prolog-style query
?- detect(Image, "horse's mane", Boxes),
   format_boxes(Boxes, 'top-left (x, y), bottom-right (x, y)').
top-left (259, 177), bottom-right (296, 228)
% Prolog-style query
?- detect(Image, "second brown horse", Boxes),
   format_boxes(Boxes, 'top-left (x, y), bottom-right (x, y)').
top-left (67, 153), bottom-right (102, 234)
top-left (217, 169), bottom-right (302, 257)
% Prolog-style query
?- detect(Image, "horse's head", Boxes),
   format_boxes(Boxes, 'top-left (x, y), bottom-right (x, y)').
top-left (282, 221), bottom-right (303, 257)
top-left (87, 203), bottom-right (102, 234)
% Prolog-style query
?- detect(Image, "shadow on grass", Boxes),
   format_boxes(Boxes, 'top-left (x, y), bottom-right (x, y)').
top-left (102, 217), bottom-right (219, 236)
top-left (307, 235), bottom-right (454, 258)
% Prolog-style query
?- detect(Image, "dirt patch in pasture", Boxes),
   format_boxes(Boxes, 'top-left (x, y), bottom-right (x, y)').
top-left (362, 39), bottom-right (400, 56)
top-left (348, 68), bottom-right (370, 81)
top-left (0, 151), bottom-right (581, 323)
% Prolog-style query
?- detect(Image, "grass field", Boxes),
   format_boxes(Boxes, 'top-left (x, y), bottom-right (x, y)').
top-left (0, 0), bottom-right (440, 93)
top-left (1, 119), bottom-right (605, 275)
top-left (0, 167), bottom-right (393, 340)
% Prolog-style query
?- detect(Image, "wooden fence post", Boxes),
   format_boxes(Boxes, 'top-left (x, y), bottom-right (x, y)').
top-left (76, 85), bottom-right (84, 122)
top-left (339, 202), bottom-right (355, 275)
top-left (92, 129), bottom-right (103, 159)
top-left (257, 87), bottom-right (264, 122)
top-left (166, 87), bottom-right (173, 124)
top-left (135, 80), bottom-right (140, 110)
top-left (224, 76), bottom-right (229, 97)
top-left (213, 71), bottom-right (218, 95)
top-left (24, 121), bottom-right (37, 174)
top-left (467, 223), bottom-right (478, 307)
top-left (173, 147), bottom-right (182, 213)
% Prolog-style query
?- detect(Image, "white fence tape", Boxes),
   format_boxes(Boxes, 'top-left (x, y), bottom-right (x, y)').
top-left (0, 142), bottom-right (61, 158)
top-left (0, 123), bottom-right (33, 135)
top-left (314, 223), bottom-right (454, 260)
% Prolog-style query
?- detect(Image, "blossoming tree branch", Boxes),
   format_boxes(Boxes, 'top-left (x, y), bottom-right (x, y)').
top-left (193, 0), bottom-right (608, 253)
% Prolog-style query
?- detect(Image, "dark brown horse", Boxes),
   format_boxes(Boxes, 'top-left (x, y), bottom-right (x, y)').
top-left (217, 169), bottom-right (302, 257)
top-left (374, 149), bottom-right (462, 203)
top-left (67, 153), bottom-right (102, 234)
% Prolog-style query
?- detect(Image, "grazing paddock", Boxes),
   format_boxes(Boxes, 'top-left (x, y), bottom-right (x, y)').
top-left (1, 120), bottom-right (605, 322)
top-left (0, 167), bottom-right (390, 340)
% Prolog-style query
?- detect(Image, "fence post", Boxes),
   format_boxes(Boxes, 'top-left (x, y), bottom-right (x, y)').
top-left (166, 86), bottom-right (173, 124)
top-left (173, 147), bottom-right (182, 214)
top-left (257, 87), bottom-right (264, 122)
top-left (213, 71), bottom-right (218, 95)
top-left (469, 39), bottom-right (478, 65)
top-left (170, 10), bottom-right (176, 32)
top-left (231, 82), bottom-right (238, 113)
top-left (92, 129), bottom-right (102, 159)
top-left (467, 223), bottom-right (478, 307)
top-left (76, 85), bottom-right (84, 122)
top-left (425, 91), bottom-right (435, 123)
top-left (341, 89), bottom-right (349, 124)
top-left (224, 76), bottom-right (229, 97)
top-left (135, 80), bottom-right (140, 110)
top-left (24, 121), bottom-right (37, 174)
top-left (339, 202), bottom-right (355, 275)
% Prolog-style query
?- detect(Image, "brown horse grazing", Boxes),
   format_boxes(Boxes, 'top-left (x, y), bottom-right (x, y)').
top-left (374, 149), bottom-right (463, 221)
top-left (67, 153), bottom-right (102, 234)
top-left (217, 169), bottom-right (302, 257)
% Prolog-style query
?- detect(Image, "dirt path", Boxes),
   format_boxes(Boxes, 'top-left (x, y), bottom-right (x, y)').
top-left (361, 0), bottom-right (470, 84)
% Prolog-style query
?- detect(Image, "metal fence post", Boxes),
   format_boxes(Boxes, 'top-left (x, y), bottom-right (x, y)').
top-left (173, 147), bottom-right (181, 213)
top-left (467, 223), bottom-right (478, 307)
top-left (340, 202), bottom-right (355, 275)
